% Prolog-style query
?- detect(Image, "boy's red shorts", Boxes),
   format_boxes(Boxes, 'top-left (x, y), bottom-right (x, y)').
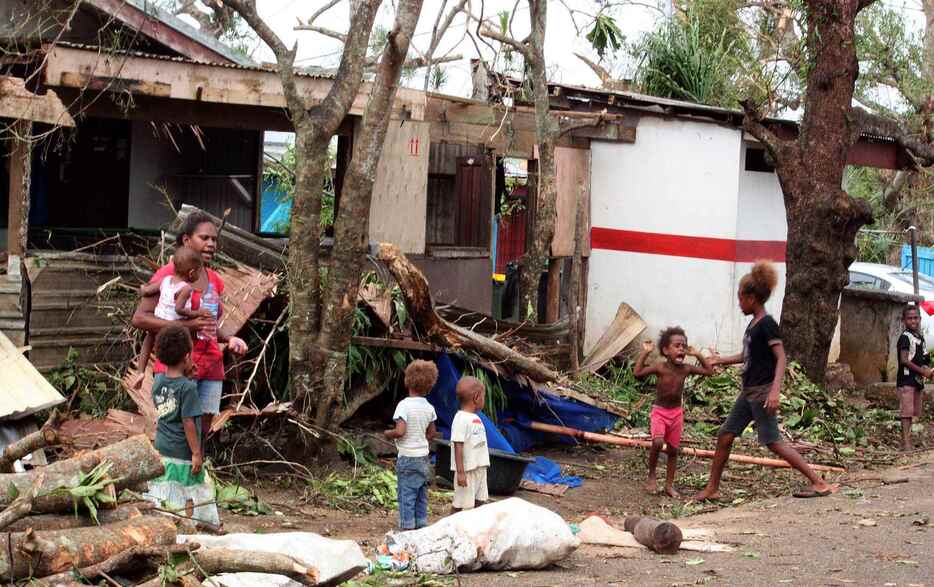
top-left (650, 405), bottom-right (684, 448)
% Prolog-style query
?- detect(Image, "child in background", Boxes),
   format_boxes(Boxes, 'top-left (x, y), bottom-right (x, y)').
top-left (693, 261), bottom-right (834, 500)
top-left (634, 327), bottom-right (714, 497)
top-left (384, 360), bottom-right (439, 530)
top-left (451, 376), bottom-right (490, 511)
top-left (134, 247), bottom-right (211, 388)
top-left (896, 304), bottom-right (930, 451)
top-left (145, 325), bottom-right (219, 526)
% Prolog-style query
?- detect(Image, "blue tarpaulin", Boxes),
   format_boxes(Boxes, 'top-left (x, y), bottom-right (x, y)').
top-left (423, 353), bottom-right (617, 487)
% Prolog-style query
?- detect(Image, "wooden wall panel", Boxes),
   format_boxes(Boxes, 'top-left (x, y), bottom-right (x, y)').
top-left (552, 146), bottom-right (591, 257)
top-left (368, 121), bottom-right (430, 254)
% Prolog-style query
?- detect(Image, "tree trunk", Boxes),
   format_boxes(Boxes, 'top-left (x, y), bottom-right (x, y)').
top-left (6, 504), bottom-right (146, 533)
top-left (4, 516), bottom-right (176, 580)
top-left (312, 0), bottom-right (426, 429)
top-left (38, 543), bottom-right (189, 587)
top-left (0, 435), bottom-right (163, 513)
top-left (517, 0), bottom-right (560, 323)
top-left (744, 0), bottom-right (874, 383)
top-left (568, 188), bottom-right (586, 370)
top-left (190, 548), bottom-right (319, 585)
top-left (0, 411), bottom-right (60, 473)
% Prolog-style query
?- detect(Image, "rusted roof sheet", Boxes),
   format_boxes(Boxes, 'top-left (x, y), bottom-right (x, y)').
top-left (122, 263), bottom-right (278, 417)
top-left (0, 331), bottom-right (65, 421)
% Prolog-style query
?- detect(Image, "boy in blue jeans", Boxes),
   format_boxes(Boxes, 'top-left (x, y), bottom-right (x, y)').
top-left (385, 360), bottom-right (438, 530)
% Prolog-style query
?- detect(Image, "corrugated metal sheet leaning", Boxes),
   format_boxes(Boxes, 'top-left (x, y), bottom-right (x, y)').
top-left (0, 330), bottom-right (65, 421)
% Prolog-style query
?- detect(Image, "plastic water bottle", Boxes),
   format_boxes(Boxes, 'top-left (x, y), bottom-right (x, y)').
top-left (198, 283), bottom-right (219, 341)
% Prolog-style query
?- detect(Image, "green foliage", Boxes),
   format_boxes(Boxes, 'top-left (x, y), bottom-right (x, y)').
top-left (577, 360), bottom-right (652, 428)
top-left (345, 568), bottom-right (453, 586)
top-left (312, 465), bottom-right (398, 511)
top-left (55, 461), bottom-right (118, 524)
top-left (586, 14), bottom-right (624, 60)
top-left (47, 349), bottom-right (131, 417)
top-left (633, 12), bottom-right (740, 107)
top-left (215, 480), bottom-right (272, 516)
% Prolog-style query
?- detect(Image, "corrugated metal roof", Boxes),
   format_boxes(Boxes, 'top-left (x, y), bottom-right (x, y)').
top-left (120, 0), bottom-right (257, 68)
top-left (52, 41), bottom-right (336, 79)
top-left (0, 330), bottom-right (65, 421)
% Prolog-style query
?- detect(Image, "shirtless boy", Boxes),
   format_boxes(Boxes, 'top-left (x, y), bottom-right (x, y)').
top-left (634, 327), bottom-right (714, 497)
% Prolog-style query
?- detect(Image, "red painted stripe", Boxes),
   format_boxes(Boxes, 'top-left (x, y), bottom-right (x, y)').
top-left (590, 227), bottom-right (786, 262)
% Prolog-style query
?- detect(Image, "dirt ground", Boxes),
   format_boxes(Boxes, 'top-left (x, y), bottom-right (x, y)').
top-left (214, 437), bottom-right (934, 586)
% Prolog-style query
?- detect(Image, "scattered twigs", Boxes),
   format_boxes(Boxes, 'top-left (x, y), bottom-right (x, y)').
top-left (236, 306), bottom-right (288, 410)
top-left (39, 543), bottom-right (195, 586)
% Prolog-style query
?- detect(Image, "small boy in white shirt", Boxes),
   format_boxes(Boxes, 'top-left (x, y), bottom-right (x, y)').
top-left (450, 376), bottom-right (490, 511)
top-left (385, 360), bottom-right (438, 530)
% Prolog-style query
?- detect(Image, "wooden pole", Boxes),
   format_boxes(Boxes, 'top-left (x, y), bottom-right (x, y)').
top-left (545, 258), bottom-right (561, 323)
top-left (568, 185), bottom-right (586, 370)
top-left (6, 120), bottom-right (31, 272)
top-left (909, 225), bottom-right (920, 296)
top-left (527, 421), bottom-right (846, 473)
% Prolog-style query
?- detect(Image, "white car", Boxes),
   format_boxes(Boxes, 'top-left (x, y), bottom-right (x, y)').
top-left (849, 261), bottom-right (934, 334)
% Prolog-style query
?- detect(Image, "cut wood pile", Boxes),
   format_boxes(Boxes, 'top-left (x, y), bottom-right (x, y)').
top-left (0, 422), bottom-right (323, 586)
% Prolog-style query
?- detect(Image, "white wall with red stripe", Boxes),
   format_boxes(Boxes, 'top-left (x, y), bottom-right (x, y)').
top-left (586, 116), bottom-right (792, 356)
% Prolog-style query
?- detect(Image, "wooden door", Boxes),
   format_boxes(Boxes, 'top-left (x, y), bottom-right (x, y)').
top-left (455, 155), bottom-right (492, 248)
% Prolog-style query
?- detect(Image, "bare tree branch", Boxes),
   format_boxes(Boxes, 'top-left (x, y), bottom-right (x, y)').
top-left (293, 24), bottom-right (347, 42)
top-left (739, 98), bottom-right (793, 163)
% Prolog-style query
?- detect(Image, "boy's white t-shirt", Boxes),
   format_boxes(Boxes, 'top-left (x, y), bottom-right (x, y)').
top-left (392, 396), bottom-right (437, 457)
top-left (450, 409), bottom-right (490, 472)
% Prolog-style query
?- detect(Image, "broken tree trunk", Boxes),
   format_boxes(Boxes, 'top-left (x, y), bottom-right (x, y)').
top-left (190, 548), bottom-right (320, 585)
top-left (0, 435), bottom-right (163, 513)
top-left (623, 516), bottom-right (683, 554)
top-left (378, 243), bottom-right (560, 383)
top-left (528, 421), bottom-right (846, 473)
top-left (39, 543), bottom-right (193, 587)
top-left (0, 411), bottom-right (61, 473)
top-left (6, 503), bottom-right (148, 533)
top-left (1, 516), bottom-right (176, 580)
top-left (567, 186), bottom-right (586, 371)
top-left (0, 473), bottom-right (44, 531)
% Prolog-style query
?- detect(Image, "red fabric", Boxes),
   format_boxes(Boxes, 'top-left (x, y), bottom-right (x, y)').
top-left (495, 207), bottom-right (527, 274)
top-left (649, 405), bottom-right (684, 448)
top-left (150, 262), bottom-right (226, 381)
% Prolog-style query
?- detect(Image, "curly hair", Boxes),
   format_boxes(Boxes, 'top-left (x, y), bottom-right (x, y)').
top-left (154, 324), bottom-right (193, 368)
top-left (404, 360), bottom-right (439, 395)
top-left (175, 211), bottom-right (217, 247)
top-left (739, 260), bottom-right (779, 303)
top-left (658, 326), bottom-right (686, 357)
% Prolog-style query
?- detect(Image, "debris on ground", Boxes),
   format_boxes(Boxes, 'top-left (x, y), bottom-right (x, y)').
top-left (384, 497), bottom-right (579, 574)
top-left (576, 515), bottom-right (735, 553)
top-left (579, 302), bottom-right (646, 374)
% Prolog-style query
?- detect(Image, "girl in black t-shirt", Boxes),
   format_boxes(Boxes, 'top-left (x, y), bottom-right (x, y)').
top-left (693, 261), bottom-right (835, 501)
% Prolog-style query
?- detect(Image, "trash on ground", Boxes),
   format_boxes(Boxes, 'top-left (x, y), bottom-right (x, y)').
top-left (384, 497), bottom-right (579, 574)
top-left (577, 515), bottom-right (735, 553)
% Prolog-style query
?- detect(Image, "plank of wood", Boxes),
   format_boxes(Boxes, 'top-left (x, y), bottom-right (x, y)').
top-left (553, 146), bottom-right (591, 257)
top-left (519, 479), bottom-right (569, 497)
top-left (0, 77), bottom-right (73, 127)
top-left (580, 302), bottom-right (646, 373)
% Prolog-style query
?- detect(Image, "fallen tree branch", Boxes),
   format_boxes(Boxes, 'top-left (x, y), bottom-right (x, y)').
top-left (5, 503), bottom-right (149, 532)
top-left (377, 243), bottom-right (560, 382)
top-left (39, 543), bottom-right (195, 587)
top-left (0, 410), bottom-right (62, 473)
top-left (0, 473), bottom-right (44, 531)
top-left (189, 548), bottom-right (319, 585)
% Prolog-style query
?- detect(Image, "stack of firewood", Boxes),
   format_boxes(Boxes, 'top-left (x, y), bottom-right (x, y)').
top-left (0, 417), bottom-right (318, 586)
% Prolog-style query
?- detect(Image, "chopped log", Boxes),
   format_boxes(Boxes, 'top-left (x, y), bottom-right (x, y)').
top-left (378, 244), bottom-right (560, 383)
top-left (0, 410), bottom-right (62, 473)
top-left (0, 473), bottom-right (44, 531)
top-left (190, 548), bottom-right (320, 585)
top-left (0, 435), bottom-right (164, 513)
top-left (39, 543), bottom-right (195, 587)
top-left (6, 503), bottom-right (148, 533)
top-left (623, 516), bottom-right (683, 554)
top-left (1, 516), bottom-right (176, 580)
top-left (527, 421), bottom-right (846, 473)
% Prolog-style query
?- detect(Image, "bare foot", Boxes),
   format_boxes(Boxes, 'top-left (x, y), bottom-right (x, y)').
top-left (644, 478), bottom-right (658, 495)
top-left (665, 485), bottom-right (681, 499)
top-left (812, 480), bottom-right (837, 494)
top-left (691, 487), bottom-right (721, 501)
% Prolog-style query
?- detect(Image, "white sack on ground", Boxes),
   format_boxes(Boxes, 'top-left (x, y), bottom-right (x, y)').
top-left (201, 572), bottom-right (299, 587)
top-left (386, 497), bottom-right (579, 574)
top-left (178, 532), bottom-right (368, 585)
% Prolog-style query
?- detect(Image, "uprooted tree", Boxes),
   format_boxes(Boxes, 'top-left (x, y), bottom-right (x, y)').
top-left (220, 0), bottom-right (445, 431)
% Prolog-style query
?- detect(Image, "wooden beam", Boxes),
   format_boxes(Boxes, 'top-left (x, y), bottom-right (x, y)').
top-left (350, 336), bottom-right (439, 352)
top-left (0, 77), bottom-right (73, 127)
top-left (83, 0), bottom-right (239, 65)
top-left (7, 121), bottom-right (31, 260)
top-left (545, 258), bottom-right (562, 323)
top-left (42, 45), bottom-right (426, 121)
